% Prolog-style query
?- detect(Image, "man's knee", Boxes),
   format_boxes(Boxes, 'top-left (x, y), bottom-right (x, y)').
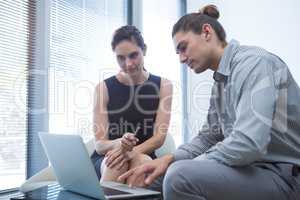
top-left (163, 160), bottom-right (220, 196)
top-left (163, 160), bottom-right (190, 191)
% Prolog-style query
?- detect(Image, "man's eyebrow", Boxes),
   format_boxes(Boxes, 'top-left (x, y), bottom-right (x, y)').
top-left (117, 55), bottom-right (125, 59)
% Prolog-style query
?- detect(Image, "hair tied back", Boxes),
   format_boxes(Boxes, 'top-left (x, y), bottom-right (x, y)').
top-left (199, 4), bottom-right (220, 20)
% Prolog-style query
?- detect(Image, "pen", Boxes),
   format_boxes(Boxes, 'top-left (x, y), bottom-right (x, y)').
top-left (133, 126), bottom-right (141, 136)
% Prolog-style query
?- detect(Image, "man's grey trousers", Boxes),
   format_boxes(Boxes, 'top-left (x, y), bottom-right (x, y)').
top-left (149, 160), bottom-right (300, 200)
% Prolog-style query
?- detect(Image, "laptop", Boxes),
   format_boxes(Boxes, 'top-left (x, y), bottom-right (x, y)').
top-left (39, 133), bottom-right (160, 200)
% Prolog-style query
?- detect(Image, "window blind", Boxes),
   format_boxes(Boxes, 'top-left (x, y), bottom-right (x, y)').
top-left (0, 0), bottom-right (36, 191)
top-left (49, 0), bottom-right (127, 140)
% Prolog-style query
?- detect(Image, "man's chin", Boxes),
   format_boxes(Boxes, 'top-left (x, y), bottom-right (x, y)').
top-left (194, 67), bottom-right (206, 74)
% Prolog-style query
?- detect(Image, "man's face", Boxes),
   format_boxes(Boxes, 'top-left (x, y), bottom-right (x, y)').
top-left (173, 31), bottom-right (212, 73)
top-left (114, 40), bottom-right (145, 75)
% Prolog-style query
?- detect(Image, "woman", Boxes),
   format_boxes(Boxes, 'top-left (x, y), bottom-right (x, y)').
top-left (119, 5), bottom-right (300, 200)
top-left (91, 25), bottom-right (173, 184)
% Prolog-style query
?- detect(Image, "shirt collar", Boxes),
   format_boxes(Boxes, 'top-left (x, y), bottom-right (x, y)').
top-left (213, 39), bottom-right (240, 82)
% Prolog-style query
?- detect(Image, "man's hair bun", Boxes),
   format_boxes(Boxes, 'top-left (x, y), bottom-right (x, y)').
top-left (199, 4), bottom-right (220, 20)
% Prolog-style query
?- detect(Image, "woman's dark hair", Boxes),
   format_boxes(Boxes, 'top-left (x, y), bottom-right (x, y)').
top-left (111, 25), bottom-right (146, 51)
top-left (172, 5), bottom-right (226, 43)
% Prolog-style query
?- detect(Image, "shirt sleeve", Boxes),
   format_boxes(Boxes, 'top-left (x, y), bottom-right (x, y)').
top-left (173, 82), bottom-right (224, 161)
top-left (195, 56), bottom-right (277, 166)
top-left (173, 129), bottom-right (224, 161)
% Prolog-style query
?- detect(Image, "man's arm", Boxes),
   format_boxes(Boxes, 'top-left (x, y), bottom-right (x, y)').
top-left (173, 82), bottom-right (224, 161)
top-left (173, 129), bottom-right (224, 161)
top-left (196, 56), bottom-right (277, 166)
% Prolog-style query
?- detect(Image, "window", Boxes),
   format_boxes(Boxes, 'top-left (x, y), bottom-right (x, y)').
top-left (49, 0), bottom-right (127, 140)
top-left (142, 0), bottom-right (183, 146)
top-left (0, 0), bottom-right (35, 191)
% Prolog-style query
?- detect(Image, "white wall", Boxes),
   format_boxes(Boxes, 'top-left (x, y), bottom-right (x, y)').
top-left (186, 0), bottom-right (300, 139)
top-left (142, 0), bottom-right (183, 146)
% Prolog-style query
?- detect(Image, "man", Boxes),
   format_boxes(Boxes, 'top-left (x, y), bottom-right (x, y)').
top-left (119, 5), bottom-right (300, 200)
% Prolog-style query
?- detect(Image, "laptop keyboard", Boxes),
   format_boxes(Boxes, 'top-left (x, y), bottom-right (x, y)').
top-left (101, 186), bottom-right (131, 195)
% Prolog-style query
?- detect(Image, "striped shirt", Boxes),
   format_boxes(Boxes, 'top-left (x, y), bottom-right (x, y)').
top-left (173, 40), bottom-right (300, 166)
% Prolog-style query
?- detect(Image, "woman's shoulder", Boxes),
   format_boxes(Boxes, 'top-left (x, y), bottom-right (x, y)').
top-left (95, 74), bottom-right (119, 92)
top-left (148, 74), bottom-right (172, 85)
top-left (94, 76), bottom-right (116, 91)
top-left (148, 74), bottom-right (173, 95)
top-left (103, 75), bottom-right (117, 84)
top-left (151, 74), bottom-right (172, 86)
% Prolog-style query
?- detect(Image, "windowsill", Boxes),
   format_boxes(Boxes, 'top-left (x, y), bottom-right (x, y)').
top-left (0, 188), bottom-right (23, 200)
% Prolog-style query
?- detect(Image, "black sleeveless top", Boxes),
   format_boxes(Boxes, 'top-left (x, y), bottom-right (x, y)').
top-left (104, 73), bottom-right (161, 159)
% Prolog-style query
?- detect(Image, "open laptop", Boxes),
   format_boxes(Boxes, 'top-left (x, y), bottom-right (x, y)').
top-left (39, 133), bottom-right (160, 200)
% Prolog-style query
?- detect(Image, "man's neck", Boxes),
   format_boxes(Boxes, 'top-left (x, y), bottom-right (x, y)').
top-left (210, 44), bottom-right (226, 71)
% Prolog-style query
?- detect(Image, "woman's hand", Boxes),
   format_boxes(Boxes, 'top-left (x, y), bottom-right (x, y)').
top-left (120, 133), bottom-right (139, 152)
top-left (105, 147), bottom-right (137, 170)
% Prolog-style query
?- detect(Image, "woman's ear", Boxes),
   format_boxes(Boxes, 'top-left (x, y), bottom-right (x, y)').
top-left (143, 44), bottom-right (147, 56)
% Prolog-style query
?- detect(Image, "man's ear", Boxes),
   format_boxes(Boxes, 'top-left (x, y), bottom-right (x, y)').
top-left (201, 23), bottom-right (212, 41)
top-left (143, 44), bottom-right (147, 56)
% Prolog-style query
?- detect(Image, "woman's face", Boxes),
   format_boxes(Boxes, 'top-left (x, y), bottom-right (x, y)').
top-left (173, 30), bottom-right (213, 74)
top-left (114, 40), bottom-right (145, 75)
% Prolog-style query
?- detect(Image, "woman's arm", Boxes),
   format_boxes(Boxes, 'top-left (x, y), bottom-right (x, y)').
top-left (93, 81), bottom-right (121, 155)
top-left (133, 78), bottom-right (173, 155)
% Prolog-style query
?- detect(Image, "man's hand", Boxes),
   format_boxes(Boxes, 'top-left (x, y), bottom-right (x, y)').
top-left (120, 133), bottom-right (139, 151)
top-left (118, 154), bottom-right (174, 187)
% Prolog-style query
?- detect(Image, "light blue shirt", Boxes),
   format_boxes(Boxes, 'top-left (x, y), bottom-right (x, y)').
top-left (173, 40), bottom-right (300, 166)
